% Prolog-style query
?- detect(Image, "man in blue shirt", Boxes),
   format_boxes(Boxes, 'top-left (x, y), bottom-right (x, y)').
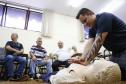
top-left (5, 33), bottom-right (26, 80)
top-left (70, 8), bottom-right (126, 81)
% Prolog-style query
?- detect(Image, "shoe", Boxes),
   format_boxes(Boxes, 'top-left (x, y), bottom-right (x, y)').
top-left (19, 75), bottom-right (29, 81)
top-left (13, 75), bottom-right (22, 80)
top-left (29, 74), bottom-right (34, 79)
top-left (52, 71), bottom-right (57, 75)
top-left (7, 77), bottom-right (15, 81)
top-left (29, 74), bottom-right (38, 80)
top-left (41, 73), bottom-right (52, 82)
top-left (33, 75), bottom-right (39, 80)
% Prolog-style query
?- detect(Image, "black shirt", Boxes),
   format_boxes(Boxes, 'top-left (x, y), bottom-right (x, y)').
top-left (89, 12), bottom-right (126, 52)
top-left (5, 41), bottom-right (23, 55)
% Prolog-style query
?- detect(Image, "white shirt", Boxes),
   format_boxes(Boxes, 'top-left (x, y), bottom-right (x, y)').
top-left (55, 48), bottom-right (70, 61)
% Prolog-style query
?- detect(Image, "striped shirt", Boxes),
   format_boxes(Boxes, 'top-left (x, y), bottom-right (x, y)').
top-left (30, 45), bottom-right (47, 60)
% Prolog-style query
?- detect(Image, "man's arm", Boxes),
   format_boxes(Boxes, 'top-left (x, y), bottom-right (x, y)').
top-left (84, 32), bottom-right (108, 65)
top-left (30, 51), bottom-right (35, 58)
top-left (82, 38), bottom-right (95, 57)
top-left (18, 49), bottom-right (24, 54)
top-left (15, 49), bottom-right (24, 55)
top-left (68, 38), bottom-right (94, 64)
top-left (5, 45), bottom-right (24, 54)
top-left (30, 51), bottom-right (37, 61)
top-left (6, 45), bottom-right (18, 52)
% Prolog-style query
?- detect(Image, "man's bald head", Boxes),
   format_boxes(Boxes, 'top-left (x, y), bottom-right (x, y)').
top-left (11, 33), bottom-right (18, 42)
top-left (36, 37), bottom-right (42, 47)
top-left (58, 41), bottom-right (64, 49)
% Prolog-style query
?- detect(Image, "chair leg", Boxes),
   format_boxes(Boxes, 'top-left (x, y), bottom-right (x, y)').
top-left (34, 66), bottom-right (37, 78)
top-left (0, 63), bottom-right (7, 80)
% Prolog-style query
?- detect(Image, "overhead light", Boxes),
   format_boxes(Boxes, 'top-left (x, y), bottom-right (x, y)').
top-left (68, 0), bottom-right (86, 8)
top-left (99, 0), bottom-right (125, 13)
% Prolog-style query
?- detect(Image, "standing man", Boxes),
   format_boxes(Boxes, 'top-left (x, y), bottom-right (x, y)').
top-left (70, 8), bottom-right (126, 81)
top-left (29, 37), bottom-right (52, 82)
top-left (52, 41), bottom-right (70, 72)
top-left (5, 33), bottom-right (26, 80)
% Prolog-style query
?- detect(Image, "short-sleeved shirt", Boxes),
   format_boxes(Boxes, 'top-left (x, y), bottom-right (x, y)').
top-left (30, 45), bottom-right (47, 60)
top-left (88, 12), bottom-right (126, 52)
top-left (5, 41), bottom-right (23, 55)
top-left (54, 48), bottom-right (71, 61)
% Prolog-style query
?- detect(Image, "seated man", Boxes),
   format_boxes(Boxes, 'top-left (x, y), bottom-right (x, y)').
top-left (4, 33), bottom-right (26, 80)
top-left (52, 41), bottom-right (70, 72)
top-left (29, 37), bottom-right (52, 82)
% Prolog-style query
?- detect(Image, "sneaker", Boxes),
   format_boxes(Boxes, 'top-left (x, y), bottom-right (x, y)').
top-left (7, 77), bottom-right (15, 81)
top-left (33, 75), bottom-right (39, 80)
top-left (29, 74), bottom-right (39, 80)
top-left (52, 71), bottom-right (57, 75)
top-left (41, 73), bottom-right (52, 82)
top-left (13, 75), bottom-right (22, 80)
top-left (29, 74), bottom-right (34, 79)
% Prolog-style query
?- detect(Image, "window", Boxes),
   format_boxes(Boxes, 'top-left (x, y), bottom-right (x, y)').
top-left (0, 5), bottom-right (4, 25)
top-left (27, 11), bottom-right (42, 32)
top-left (5, 7), bottom-right (27, 29)
top-left (0, 3), bottom-right (43, 32)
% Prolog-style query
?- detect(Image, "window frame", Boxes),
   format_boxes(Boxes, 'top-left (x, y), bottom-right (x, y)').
top-left (27, 10), bottom-right (43, 32)
top-left (4, 6), bottom-right (27, 29)
top-left (0, 3), bottom-right (43, 32)
top-left (0, 4), bottom-right (5, 26)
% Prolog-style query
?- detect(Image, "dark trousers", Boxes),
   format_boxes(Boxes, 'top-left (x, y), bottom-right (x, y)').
top-left (110, 50), bottom-right (126, 81)
top-left (52, 60), bottom-right (70, 71)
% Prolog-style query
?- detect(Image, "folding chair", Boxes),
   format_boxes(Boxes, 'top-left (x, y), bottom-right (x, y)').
top-left (0, 47), bottom-right (6, 80)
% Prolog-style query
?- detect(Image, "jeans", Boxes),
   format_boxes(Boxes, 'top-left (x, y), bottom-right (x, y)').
top-left (29, 59), bottom-right (52, 77)
top-left (4, 55), bottom-right (26, 77)
top-left (52, 60), bottom-right (70, 71)
top-left (111, 50), bottom-right (126, 81)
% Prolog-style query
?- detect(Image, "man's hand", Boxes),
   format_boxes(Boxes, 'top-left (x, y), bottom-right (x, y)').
top-left (68, 56), bottom-right (84, 64)
top-left (13, 50), bottom-right (23, 56)
top-left (68, 56), bottom-right (91, 66)
top-left (43, 59), bottom-right (48, 63)
top-left (32, 56), bottom-right (37, 61)
top-left (82, 58), bottom-right (91, 66)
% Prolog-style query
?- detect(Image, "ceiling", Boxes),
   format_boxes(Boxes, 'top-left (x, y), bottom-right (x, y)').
top-left (1, 0), bottom-right (126, 21)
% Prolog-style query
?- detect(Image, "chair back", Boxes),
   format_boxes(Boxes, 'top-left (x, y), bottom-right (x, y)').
top-left (0, 47), bottom-right (6, 61)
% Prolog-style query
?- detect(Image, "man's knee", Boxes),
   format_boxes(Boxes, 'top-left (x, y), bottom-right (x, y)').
top-left (5, 55), bottom-right (14, 61)
top-left (18, 57), bottom-right (27, 64)
top-left (47, 60), bottom-right (52, 65)
top-left (52, 61), bottom-right (59, 67)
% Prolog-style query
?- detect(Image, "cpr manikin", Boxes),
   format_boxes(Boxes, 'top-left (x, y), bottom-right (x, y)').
top-left (50, 58), bottom-right (121, 84)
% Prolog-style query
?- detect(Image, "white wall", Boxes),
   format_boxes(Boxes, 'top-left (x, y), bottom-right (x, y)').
top-left (44, 12), bottom-right (84, 53)
top-left (0, 12), bottom-right (84, 54)
top-left (0, 27), bottom-right (42, 53)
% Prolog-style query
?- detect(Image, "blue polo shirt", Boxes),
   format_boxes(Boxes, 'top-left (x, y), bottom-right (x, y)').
top-left (89, 12), bottom-right (126, 52)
